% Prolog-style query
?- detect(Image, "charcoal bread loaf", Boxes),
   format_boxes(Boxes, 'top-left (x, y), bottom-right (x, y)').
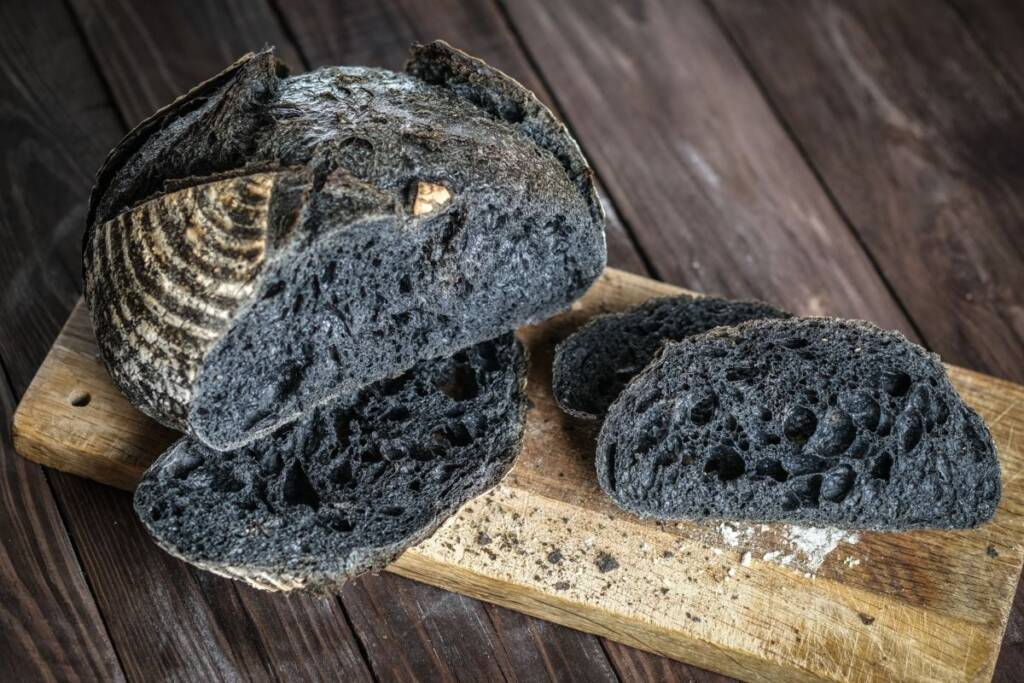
top-left (85, 40), bottom-right (605, 450)
top-left (553, 295), bottom-right (788, 420)
top-left (596, 318), bottom-right (1001, 530)
top-left (134, 334), bottom-right (527, 591)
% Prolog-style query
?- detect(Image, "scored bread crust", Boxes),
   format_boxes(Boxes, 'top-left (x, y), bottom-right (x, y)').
top-left (85, 41), bottom-right (604, 448)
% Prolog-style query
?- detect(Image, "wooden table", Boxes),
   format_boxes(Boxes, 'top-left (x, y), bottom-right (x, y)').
top-left (2, 1), bottom-right (1021, 680)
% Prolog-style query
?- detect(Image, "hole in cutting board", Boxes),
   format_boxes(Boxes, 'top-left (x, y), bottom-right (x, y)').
top-left (68, 390), bottom-right (91, 407)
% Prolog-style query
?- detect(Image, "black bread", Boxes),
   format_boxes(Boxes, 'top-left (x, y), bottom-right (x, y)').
top-left (553, 295), bottom-right (788, 420)
top-left (134, 334), bottom-right (527, 592)
top-left (596, 318), bottom-right (1000, 530)
top-left (85, 41), bottom-right (604, 450)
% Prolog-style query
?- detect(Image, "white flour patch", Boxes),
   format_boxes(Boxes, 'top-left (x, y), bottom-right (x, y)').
top-left (716, 521), bottom-right (861, 574)
top-left (783, 526), bottom-right (860, 571)
top-left (719, 522), bottom-right (753, 547)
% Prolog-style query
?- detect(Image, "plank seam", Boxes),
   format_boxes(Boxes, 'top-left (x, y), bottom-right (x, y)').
top-left (333, 595), bottom-right (383, 683)
top-left (596, 637), bottom-right (629, 682)
top-left (702, 0), bottom-right (929, 347)
top-left (490, 0), bottom-right (663, 282)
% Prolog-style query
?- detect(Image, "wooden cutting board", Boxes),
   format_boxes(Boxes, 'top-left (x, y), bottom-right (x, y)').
top-left (14, 268), bottom-right (1024, 682)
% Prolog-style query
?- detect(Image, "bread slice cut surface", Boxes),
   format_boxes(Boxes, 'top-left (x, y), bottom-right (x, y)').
top-left (596, 318), bottom-right (1001, 530)
top-left (134, 333), bottom-right (527, 591)
top-left (553, 295), bottom-right (788, 420)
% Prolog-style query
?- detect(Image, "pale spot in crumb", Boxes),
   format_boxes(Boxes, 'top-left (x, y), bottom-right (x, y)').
top-left (412, 181), bottom-right (451, 216)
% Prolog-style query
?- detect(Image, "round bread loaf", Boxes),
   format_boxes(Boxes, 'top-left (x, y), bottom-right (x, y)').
top-left (85, 41), bottom-right (604, 449)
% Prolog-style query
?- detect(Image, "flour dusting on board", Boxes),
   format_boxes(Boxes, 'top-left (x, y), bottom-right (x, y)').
top-left (784, 526), bottom-right (860, 571)
top-left (717, 521), bottom-right (860, 574)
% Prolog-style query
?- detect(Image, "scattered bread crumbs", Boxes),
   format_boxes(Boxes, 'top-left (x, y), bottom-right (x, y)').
top-left (596, 552), bottom-right (620, 573)
top-left (740, 551), bottom-right (752, 567)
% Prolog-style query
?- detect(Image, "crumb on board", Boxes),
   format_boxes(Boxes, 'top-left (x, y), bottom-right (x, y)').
top-left (859, 612), bottom-right (875, 625)
top-left (987, 545), bottom-right (999, 558)
top-left (596, 552), bottom-right (619, 573)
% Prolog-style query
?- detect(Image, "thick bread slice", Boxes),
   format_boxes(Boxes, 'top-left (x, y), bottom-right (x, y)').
top-left (85, 41), bottom-right (605, 450)
top-left (134, 334), bottom-right (527, 592)
top-left (553, 295), bottom-right (788, 420)
top-left (596, 318), bottom-right (1001, 530)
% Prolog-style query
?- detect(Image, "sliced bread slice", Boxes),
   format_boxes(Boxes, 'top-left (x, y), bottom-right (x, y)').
top-left (134, 334), bottom-right (527, 592)
top-left (596, 318), bottom-right (1000, 530)
top-left (86, 41), bottom-right (604, 450)
top-left (553, 295), bottom-right (788, 420)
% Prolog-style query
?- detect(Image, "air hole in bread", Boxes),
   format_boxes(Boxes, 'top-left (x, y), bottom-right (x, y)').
top-left (435, 361), bottom-right (479, 401)
top-left (821, 465), bottom-right (855, 502)
top-left (783, 405), bottom-right (817, 444)
top-left (871, 452), bottom-right (893, 481)
top-left (703, 445), bottom-right (745, 482)
top-left (282, 460), bottom-right (320, 510)
top-left (881, 370), bottom-right (912, 397)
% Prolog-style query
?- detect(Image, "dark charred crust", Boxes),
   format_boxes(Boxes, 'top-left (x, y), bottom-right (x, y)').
top-left (406, 40), bottom-right (603, 228)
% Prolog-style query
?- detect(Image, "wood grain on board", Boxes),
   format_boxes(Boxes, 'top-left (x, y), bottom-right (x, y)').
top-left (15, 268), bottom-right (1024, 682)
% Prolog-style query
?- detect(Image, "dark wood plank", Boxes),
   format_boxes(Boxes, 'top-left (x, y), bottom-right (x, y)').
top-left (710, 0), bottom-right (1024, 381)
top-left (0, 2), bottom-right (128, 680)
top-left (342, 574), bottom-right (517, 681)
top-left (706, 2), bottom-right (1024, 679)
top-left (70, 0), bottom-right (302, 124)
top-left (482, 604), bottom-right (620, 682)
top-left (950, 0), bottom-right (1024, 97)
top-left (0, 0), bottom-right (121, 393)
top-left (600, 639), bottom-right (733, 683)
top-left (501, 0), bottom-right (913, 334)
top-left (1, 378), bottom-right (123, 680)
